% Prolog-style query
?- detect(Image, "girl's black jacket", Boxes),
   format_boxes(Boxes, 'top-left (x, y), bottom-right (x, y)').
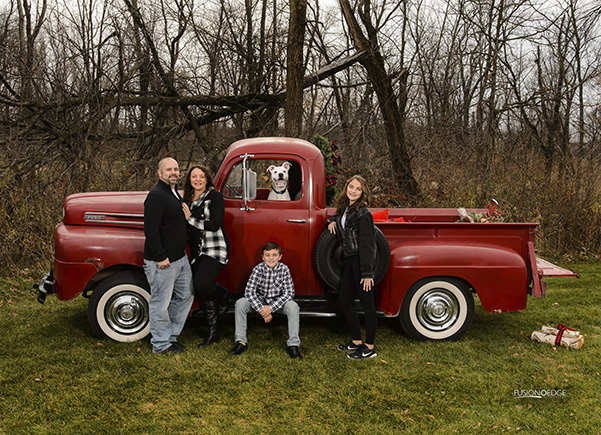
top-left (331, 206), bottom-right (377, 280)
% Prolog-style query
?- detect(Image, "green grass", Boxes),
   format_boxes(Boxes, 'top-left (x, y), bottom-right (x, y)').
top-left (1, 263), bottom-right (600, 434)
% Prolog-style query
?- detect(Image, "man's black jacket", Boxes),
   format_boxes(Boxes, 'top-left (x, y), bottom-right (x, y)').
top-left (143, 180), bottom-right (188, 262)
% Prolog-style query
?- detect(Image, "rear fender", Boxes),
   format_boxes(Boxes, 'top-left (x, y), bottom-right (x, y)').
top-left (379, 242), bottom-right (528, 315)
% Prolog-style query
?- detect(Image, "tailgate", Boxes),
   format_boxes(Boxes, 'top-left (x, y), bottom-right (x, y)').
top-left (536, 257), bottom-right (580, 278)
top-left (528, 251), bottom-right (579, 297)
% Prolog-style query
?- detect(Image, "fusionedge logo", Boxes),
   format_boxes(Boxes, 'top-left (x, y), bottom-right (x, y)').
top-left (514, 389), bottom-right (566, 399)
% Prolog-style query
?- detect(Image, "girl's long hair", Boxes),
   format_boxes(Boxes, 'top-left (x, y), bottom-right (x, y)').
top-left (183, 165), bottom-right (215, 204)
top-left (334, 175), bottom-right (371, 214)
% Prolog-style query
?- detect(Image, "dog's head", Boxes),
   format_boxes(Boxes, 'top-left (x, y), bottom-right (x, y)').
top-left (267, 162), bottom-right (291, 192)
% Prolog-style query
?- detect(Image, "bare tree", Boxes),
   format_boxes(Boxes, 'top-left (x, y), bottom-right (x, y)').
top-left (500, 0), bottom-right (601, 173)
top-left (17, 0), bottom-right (47, 103)
top-left (285, 0), bottom-right (307, 137)
top-left (338, 0), bottom-right (418, 197)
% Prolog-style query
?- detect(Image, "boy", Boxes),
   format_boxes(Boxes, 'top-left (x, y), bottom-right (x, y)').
top-left (228, 241), bottom-right (302, 359)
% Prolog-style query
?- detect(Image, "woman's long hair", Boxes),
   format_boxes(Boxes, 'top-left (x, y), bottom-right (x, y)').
top-left (334, 175), bottom-right (371, 214)
top-left (183, 165), bottom-right (215, 204)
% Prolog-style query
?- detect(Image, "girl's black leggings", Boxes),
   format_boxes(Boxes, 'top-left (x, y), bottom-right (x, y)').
top-left (338, 254), bottom-right (377, 345)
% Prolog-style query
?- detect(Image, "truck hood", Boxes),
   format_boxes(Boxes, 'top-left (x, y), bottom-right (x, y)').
top-left (62, 191), bottom-right (150, 228)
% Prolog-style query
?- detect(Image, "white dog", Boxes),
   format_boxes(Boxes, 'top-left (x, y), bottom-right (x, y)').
top-left (267, 162), bottom-right (291, 200)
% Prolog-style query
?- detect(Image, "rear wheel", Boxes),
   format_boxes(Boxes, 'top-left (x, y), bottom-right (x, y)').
top-left (400, 278), bottom-right (474, 341)
top-left (88, 271), bottom-right (151, 342)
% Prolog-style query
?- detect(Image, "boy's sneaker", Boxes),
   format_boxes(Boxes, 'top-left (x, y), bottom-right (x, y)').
top-left (229, 342), bottom-right (247, 355)
top-left (347, 344), bottom-right (377, 360)
top-left (337, 341), bottom-right (361, 352)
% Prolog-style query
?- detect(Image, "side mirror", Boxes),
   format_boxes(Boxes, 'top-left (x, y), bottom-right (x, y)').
top-left (240, 153), bottom-right (256, 210)
top-left (243, 168), bottom-right (257, 201)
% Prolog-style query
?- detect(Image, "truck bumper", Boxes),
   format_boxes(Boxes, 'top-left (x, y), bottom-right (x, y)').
top-left (35, 269), bottom-right (55, 304)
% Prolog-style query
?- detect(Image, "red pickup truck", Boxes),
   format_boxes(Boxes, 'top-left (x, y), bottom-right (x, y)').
top-left (36, 137), bottom-right (576, 342)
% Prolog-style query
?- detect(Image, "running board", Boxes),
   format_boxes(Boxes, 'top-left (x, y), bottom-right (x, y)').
top-left (205, 296), bottom-right (385, 317)
top-left (300, 311), bottom-right (338, 317)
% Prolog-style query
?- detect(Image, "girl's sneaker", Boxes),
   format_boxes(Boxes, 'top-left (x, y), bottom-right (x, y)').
top-left (347, 344), bottom-right (377, 359)
top-left (337, 341), bottom-right (361, 352)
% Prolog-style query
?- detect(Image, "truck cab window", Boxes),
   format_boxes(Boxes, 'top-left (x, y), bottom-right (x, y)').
top-left (222, 159), bottom-right (302, 201)
top-left (222, 163), bottom-right (243, 198)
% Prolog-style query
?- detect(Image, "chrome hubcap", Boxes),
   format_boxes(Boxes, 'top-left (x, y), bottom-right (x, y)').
top-left (417, 289), bottom-right (459, 331)
top-left (106, 292), bottom-right (148, 335)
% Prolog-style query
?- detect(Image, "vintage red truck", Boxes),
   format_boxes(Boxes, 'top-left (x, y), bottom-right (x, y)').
top-left (36, 137), bottom-right (576, 343)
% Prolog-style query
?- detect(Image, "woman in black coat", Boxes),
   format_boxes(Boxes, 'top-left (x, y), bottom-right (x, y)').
top-left (182, 165), bottom-right (230, 347)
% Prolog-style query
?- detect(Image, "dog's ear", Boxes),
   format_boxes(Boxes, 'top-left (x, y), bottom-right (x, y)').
top-left (267, 165), bottom-right (275, 173)
top-left (283, 161), bottom-right (291, 170)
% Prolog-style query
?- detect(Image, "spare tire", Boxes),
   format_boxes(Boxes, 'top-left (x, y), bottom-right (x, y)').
top-left (314, 227), bottom-right (390, 289)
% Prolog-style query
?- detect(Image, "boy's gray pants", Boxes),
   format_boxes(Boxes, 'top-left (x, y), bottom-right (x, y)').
top-left (234, 297), bottom-right (300, 347)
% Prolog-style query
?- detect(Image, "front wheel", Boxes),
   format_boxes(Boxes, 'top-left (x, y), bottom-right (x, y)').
top-left (400, 278), bottom-right (474, 341)
top-left (87, 271), bottom-right (151, 342)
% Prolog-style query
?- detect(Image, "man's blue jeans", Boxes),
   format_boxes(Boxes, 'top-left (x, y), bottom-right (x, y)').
top-left (234, 298), bottom-right (301, 347)
top-left (143, 257), bottom-right (193, 353)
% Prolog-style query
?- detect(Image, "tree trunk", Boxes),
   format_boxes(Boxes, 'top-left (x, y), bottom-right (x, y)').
top-left (338, 0), bottom-right (418, 197)
top-left (285, 0), bottom-right (307, 138)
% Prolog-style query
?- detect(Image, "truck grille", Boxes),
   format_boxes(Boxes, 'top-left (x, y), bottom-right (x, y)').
top-left (84, 212), bottom-right (144, 226)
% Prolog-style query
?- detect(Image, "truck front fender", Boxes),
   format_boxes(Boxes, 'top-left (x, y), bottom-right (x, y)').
top-left (54, 223), bottom-right (145, 300)
top-left (379, 241), bottom-right (528, 316)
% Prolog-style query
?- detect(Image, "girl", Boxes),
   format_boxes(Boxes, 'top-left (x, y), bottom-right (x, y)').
top-left (328, 175), bottom-right (378, 359)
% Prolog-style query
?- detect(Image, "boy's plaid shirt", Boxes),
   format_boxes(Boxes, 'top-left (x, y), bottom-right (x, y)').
top-left (245, 261), bottom-right (295, 312)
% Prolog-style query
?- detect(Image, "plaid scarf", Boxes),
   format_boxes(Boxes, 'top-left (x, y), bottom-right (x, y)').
top-left (188, 188), bottom-right (229, 265)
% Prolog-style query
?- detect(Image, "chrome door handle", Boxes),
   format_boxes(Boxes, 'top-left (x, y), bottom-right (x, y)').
top-left (287, 219), bottom-right (306, 223)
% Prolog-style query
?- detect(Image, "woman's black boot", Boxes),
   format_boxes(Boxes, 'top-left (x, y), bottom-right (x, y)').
top-left (216, 284), bottom-right (230, 316)
top-left (198, 300), bottom-right (221, 348)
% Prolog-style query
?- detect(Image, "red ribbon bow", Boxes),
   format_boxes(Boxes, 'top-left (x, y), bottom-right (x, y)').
top-left (554, 323), bottom-right (575, 346)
